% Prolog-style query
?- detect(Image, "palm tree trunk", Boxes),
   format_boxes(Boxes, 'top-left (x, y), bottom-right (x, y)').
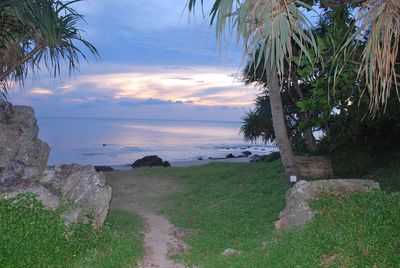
top-left (267, 65), bottom-right (302, 180)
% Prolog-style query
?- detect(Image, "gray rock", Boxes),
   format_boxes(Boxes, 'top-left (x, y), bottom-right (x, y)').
top-left (0, 102), bottom-right (112, 229)
top-left (0, 178), bottom-right (60, 210)
top-left (221, 248), bottom-right (241, 256)
top-left (0, 160), bottom-right (42, 181)
top-left (61, 206), bottom-right (88, 226)
top-left (275, 179), bottom-right (380, 231)
top-left (241, 151), bottom-right (252, 156)
top-left (0, 101), bottom-right (50, 179)
top-left (44, 164), bottom-right (112, 229)
top-left (249, 154), bottom-right (262, 163)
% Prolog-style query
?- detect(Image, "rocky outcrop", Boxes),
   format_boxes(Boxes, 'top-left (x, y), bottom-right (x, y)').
top-left (0, 101), bottom-right (112, 229)
top-left (0, 101), bottom-right (50, 179)
top-left (40, 164), bottom-right (112, 229)
top-left (0, 178), bottom-right (60, 210)
top-left (132, 155), bottom-right (169, 168)
top-left (275, 179), bottom-right (380, 231)
top-left (94, 166), bottom-right (115, 172)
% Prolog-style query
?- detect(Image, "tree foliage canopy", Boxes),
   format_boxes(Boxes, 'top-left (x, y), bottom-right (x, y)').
top-left (188, 0), bottom-right (400, 113)
top-left (0, 0), bottom-right (98, 98)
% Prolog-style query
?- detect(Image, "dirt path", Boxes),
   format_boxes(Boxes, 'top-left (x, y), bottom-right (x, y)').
top-left (106, 171), bottom-right (186, 268)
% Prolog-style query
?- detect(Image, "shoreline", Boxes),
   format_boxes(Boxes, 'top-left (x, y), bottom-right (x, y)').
top-left (109, 157), bottom-right (253, 171)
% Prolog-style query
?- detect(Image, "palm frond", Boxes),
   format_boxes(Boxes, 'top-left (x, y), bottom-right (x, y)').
top-left (0, 0), bottom-right (98, 97)
top-left (188, 0), bottom-right (319, 87)
top-left (356, 0), bottom-right (400, 113)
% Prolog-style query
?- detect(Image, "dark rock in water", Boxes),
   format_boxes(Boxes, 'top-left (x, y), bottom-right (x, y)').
top-left (261, 148), bottom-right (266, 151)
top-left (95, 166), bottom-right (115, 172)
top-left (131, 155), bottom-right (163, 168)
top-left (198, 157), bottom-right (203, 160)
top-left (241, 151), bottom-right (252, 156)
top-left (208, 157), bottom-right (214, 160)
top-left (162, 161), bottom-right (171, 167)
top-left (102, 144), bottom-right (107, 147)
top-left (0, 101), bottom-right (50, 179)
top-left (226, 153), bottom-right (235, 159)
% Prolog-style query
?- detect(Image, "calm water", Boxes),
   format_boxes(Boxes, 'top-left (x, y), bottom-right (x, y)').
top-left (37, 117), bottom-right (276, 165)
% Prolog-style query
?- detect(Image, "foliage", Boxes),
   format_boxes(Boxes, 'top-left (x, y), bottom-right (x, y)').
top-left (0, 193), bottom-right (143, 268)
top-left (0, 0), bottom-right (98, 98)
top-left (188, 0), bottom-right (400, 114)
top-left (188, 0), bottom-right (318, 83)
top-left (241, 4), bottom-right (400, 157)
top-left (240, 46), bottom-right (316, 152)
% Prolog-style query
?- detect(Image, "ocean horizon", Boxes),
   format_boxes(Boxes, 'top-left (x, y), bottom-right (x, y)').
top-left (37, 116), bottom-right (277, 166)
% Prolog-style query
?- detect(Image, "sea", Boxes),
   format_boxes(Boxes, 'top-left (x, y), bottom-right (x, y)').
top-left (37, 117), bottom-right (277, 166)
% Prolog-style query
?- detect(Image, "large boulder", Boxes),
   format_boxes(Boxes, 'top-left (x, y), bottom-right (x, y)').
top-left (40, 164), bottom-right (112, 229)
top-left (94, 166), bottom-right (115, 172)
top-left (0, 178), bottom-right (60, 210)
top-left (275, 179), bottom-right (380, 231)
top-left (131, 155), bottom-right (163, 168)
top-left (0, 101), bottom-right (50, 179)
top-left (241, 151), bottom-right (252, 157)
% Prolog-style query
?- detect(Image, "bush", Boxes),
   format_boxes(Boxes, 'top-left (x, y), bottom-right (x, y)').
top-left (0, 193), bottom-right (143, 268)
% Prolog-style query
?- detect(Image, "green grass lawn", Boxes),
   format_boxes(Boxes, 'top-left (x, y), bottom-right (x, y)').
top-left (0, 193), bottom-right (143, 268)
top-left (136, 161), bottom-right (400, 268)
top-left (2, 159), bottom-right (399, 268)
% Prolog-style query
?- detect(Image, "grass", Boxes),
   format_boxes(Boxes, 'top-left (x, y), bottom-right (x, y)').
top-left (1, 157), bottom-right (399, 268)
top-left (136, 161), bottom-right (290, 267)
top-left (0, 193), bottom-right (143, 268)
top-left (135, 161), bottom-right (400, 267)
top-left (265, 191), bottom-right (400, 267)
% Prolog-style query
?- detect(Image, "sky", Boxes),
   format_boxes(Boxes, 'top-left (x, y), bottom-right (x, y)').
top-left (8, 0), bottom-right (262, 121)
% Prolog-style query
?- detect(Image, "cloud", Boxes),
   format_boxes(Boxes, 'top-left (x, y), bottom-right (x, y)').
top-left (30, 88), bottom-right (53, 95)
top-left (42, 65), bottom-right (258, 107)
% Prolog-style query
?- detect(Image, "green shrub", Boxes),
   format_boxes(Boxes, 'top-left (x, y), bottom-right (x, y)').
top-left (0, 193), bottom-right (143, 268)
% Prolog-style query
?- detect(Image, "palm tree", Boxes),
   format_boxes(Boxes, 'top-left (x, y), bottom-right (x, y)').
top-left (187, 0), bottom-right (399, 180)
top-left (0, 0), bottom-right (98, 98)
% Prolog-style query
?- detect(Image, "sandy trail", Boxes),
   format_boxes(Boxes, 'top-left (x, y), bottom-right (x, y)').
top-left (106, 171), bottom-right (186, 268)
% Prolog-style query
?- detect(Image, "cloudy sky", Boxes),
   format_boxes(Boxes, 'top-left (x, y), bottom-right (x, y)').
top-left (8, 0), bottom-right (261, 121)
